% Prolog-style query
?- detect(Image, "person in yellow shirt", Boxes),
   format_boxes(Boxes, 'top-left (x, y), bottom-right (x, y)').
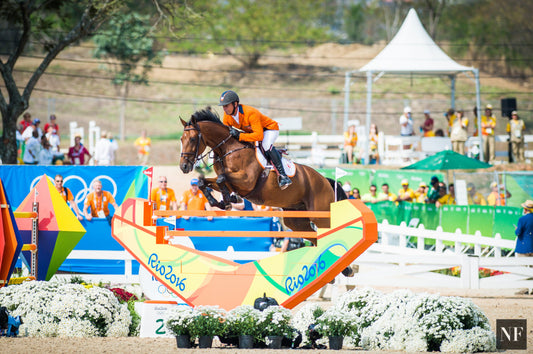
top-left (83, 179), bottom-right (119, 225)
top-left (506, 110), bottom-right (526, 163)
top-left (180, 178), bottom-right (213, 221)
top-left (397, 179), bottom-right (415, 202)
top-left (415, 182), bottom-right (427, 203)
top-left (444, 108), bottom-right (456, 136)
top-left (450, 110), bottom-right (469, 155)
top-left (436, 183), bottom-right (455, 207)
top-left (343, 124), bottom-right (358, 164)
top-left (467, 183), bottom-right (487, 205)
top-left (151, 176), bottom-right (177, 211)
top-left (480, 104), bottom-right (497, 163)
top-left (487, 181), bottom-right (512, 206)
top-left (134, 129), bottom-right (151, 165)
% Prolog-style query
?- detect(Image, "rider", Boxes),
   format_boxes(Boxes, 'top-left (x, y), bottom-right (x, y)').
top-left (218, 90), bottom-right (292, 190)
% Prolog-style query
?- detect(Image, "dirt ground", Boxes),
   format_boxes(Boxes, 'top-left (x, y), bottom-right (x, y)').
top-left (1, 286), bottom-right (531, 353)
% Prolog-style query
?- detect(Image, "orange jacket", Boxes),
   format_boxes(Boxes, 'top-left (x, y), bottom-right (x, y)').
top-left (222, 104), bottom-right (279, 142)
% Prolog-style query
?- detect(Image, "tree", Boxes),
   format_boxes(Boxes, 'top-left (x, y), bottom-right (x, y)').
top-left (0, 0), bottom-right (189, 164)
top-left (173, 0), bottom-right (334, 69)
top-left (93, 12), bottom-right (165, 141)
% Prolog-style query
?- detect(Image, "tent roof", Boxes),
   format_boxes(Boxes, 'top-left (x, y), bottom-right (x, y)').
top-left (360, 9), bottom-right (474, 74)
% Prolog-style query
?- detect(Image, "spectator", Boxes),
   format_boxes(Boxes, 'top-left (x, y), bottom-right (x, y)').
top-left (487, 181), bottom-right (511, 206)
top-left (38, 136), bottom-right (54, 165)
top-left (54, 174), bottom-right (83, 220)
top-left (83, 179), bottom-right (119, 225)
top-left (378, 183), bottom-right (397, 202)
top-left (436, 183), bottom-right (455, 207)
top-left (481, 104), bottom-right (497, 163)
top-left (361, 184), bottom-right (380, 204)
top-left (368, 123), bottom-right (379, 164)
top-left (108, 132), bottom-right (119, 165)
top-left (426, 176), bottom-right (440, 204)
top-left (20, 112), bottom-right (32, 130)
top-left (343, 124), bottom-right (358, 164)
top-left (467, 182), bottom-right (487, 205)
top-left (44, 114), bottom-right (59, 135)
top-left (399, 106), bottom-right (414, 136)
top-left (448, 183), bottom-right (456, 205)
top-left (46, 127), bottom-right (64, 164)
top-left (507, 110), bottom-right (526, 163)
top-left (16, 123), bottom-right (25, 162)
top-left (94, 131), bottom-right (113, 165)
top-left (450, 109), bottom-right (469, 155)
top-left (397, 179), bottom-right (415, 202)
top-left (150, 176), bottom-right (178, 211)
top-left (22, 130), bottom-right (41, 165)
top-left (68, 134), bottom-right (92, 165)
top-left (180, 178), bottom-right (213, 221)
top-left (515, 200), bottom-right (533, 259)
top-left (21, 118), bottom-right (43, 141)
top-left (351, 188), bottom-right (361, 200)
top-left (342, 183), bottom-right (352, 198)
top-left (415, 182), bottom-right (427, 203)
top-left (444, 108), bottom-right (456, 136)
top-left (434, 129), bottom-right (445, 137)
top-left (134, 129), bottom-right (151, 165)
top-left (420, 110), bottom-right (435, 137)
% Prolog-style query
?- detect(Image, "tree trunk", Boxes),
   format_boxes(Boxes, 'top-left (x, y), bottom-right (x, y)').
top-left (1, 110), bottom-right (21, 164)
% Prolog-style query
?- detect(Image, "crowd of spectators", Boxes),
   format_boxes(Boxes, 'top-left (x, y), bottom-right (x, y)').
top-left (344, 175), bottom-right (514, 208)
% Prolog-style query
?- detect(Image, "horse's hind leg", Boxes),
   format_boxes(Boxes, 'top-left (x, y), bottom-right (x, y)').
top-left (283, 216), bottom-right (317, 246)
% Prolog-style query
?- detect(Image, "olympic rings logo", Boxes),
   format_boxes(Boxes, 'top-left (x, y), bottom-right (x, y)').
top-left (31, 174), bottom-right (118, 207)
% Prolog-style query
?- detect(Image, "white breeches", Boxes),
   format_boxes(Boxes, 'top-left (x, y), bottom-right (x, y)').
top-left (262, 130), bottom-right (279, 151)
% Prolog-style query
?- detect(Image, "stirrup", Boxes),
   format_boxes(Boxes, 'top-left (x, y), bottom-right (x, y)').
top-left (278, 176), bottom-right (292, 190)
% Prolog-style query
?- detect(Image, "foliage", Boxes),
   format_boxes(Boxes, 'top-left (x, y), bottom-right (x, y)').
top-left (0, 281), bottom-right (131, 337)
top-left (189, 305), bottom-right (227, 338)
top-left (258, 305), bottom-right (294, 338)
top-left (165, 305), bottom-right (196, 336)
top-left (171, 0), bottom-right (334, 68)
top-left (0, 0), bottom-right (189, 164)
top-left (226, 305), bottom-right (262, 338)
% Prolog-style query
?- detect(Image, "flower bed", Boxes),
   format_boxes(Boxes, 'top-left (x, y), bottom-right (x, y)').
top-left (0, 281), bottom-right (133, 337)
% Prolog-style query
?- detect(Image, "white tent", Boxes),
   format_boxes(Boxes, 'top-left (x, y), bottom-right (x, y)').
top-left (345, 8), bottom-right (483, 163)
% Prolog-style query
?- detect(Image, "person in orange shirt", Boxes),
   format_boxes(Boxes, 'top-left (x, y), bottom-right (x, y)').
top-left (180, 178), bottom-right (213, 221)
top-left (151, 176), bottom-right (177, 211)
top-left (343, 124), bottom-right (358, 164)
top-left (83, 179), bottom-right (119, 224)
top-left (134, 129), bottom-right (151, 165)
top-left (218, 90), bottom-right (291, 190)
top-left (487, 181), bottom-right (512, 206)
top-left (54, 174), bottom-right (83, 220)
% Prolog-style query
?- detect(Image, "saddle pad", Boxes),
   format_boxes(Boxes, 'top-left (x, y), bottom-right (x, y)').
top-left (255, 144), bottom-right (296, 177)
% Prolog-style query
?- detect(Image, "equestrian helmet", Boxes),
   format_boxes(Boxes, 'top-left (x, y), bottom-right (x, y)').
top-left (218, 90), bottom-right (239, 106)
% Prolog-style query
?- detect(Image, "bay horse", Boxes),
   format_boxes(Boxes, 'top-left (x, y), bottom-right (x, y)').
top-left (179, 108), bottom-right (346, 237)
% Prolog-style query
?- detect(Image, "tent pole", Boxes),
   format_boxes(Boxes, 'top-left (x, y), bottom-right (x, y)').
top-left (343, 71), bottom-right (352, 132)
top-left (450, 76), bottom-right (456, 109)
top-left (474, 69), bottom-right (483, 162)
top-left (365, 71), bottom-right (372, 166)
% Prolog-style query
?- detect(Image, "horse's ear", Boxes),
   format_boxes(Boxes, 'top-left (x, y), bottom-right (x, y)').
top-left (180, 117), bottom-right (187, 127)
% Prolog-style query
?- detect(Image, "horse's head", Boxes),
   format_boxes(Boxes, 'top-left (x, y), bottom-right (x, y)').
top-left (179, 116), bottom-right (206, 174)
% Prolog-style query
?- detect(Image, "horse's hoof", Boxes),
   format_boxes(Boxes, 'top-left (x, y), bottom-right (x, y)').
top-left (229, 193), bottom-right (242, 203)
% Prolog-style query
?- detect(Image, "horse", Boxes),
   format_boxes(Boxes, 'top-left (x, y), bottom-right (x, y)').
top-left (179, 108), bottom-right (346, 237)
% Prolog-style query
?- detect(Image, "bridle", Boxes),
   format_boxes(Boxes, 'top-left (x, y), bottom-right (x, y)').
top-left (180, 122), bottom-right (250, 168)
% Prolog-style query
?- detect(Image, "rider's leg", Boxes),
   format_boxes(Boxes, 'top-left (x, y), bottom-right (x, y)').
top-left (263, 130), bottom-right (292, 190)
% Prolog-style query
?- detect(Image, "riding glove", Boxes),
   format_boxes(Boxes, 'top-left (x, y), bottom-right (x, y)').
top-left (229, 127), bottom-right (240, 140)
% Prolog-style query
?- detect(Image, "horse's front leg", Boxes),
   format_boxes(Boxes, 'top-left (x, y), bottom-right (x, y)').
top-left (215, 174), bottom-right (239, 209)
top-left (198, 176), bottom-right (226, 209)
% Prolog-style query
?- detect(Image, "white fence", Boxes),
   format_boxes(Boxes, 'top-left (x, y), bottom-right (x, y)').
top-left (276, 133), bottom-right (533, 167)
top-left (55, 221), bottom-right (533, 293)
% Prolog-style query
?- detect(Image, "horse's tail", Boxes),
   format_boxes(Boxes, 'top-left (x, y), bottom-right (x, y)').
top-left (326, 178), bottom-right (347, 201)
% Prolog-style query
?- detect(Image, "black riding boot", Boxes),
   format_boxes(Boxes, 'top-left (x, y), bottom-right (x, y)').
top-left (267, 148), bottom-right (292, 190)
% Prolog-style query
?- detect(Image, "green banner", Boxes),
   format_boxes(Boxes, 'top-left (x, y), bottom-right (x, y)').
top-left (466, 206), bottom-right (494, 237)
top-left (493, 206), bottom-right (522, 240)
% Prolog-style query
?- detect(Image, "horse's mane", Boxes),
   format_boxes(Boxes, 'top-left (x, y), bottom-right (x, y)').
top-left (190, 108), bottom-right (224, 126)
